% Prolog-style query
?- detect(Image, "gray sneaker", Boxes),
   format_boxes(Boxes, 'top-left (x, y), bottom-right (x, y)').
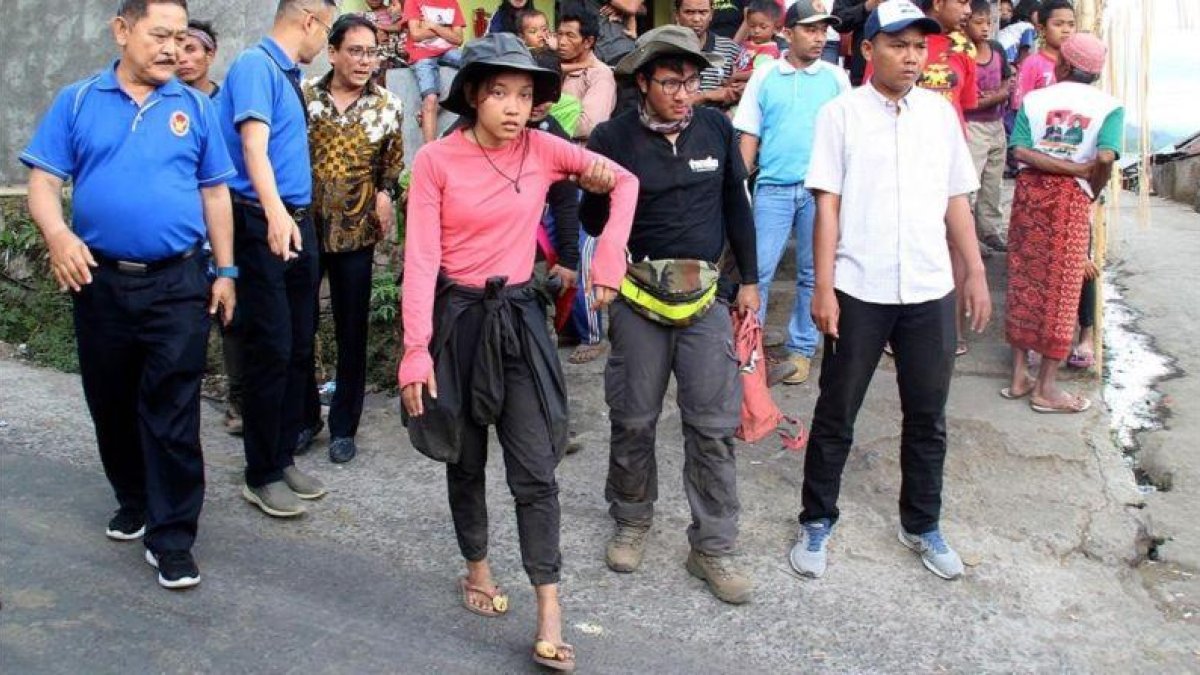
top-left (686, 549), bottom-right (752, 604)
top-left (283, 465), bottom-right (327, 500)
top-left (605, 522), bottom-right (651, 573)
top-left (898, 527), bottom-right (964, 580)
top-left (242, 481), bottom-right (306, 518)
top-left (789, 518), bottom-right (833, 578)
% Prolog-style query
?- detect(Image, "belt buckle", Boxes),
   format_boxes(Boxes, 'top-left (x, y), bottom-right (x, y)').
top-left (117, 260), bottom-right (148, 275)
top-left (291, 207), bottom-right (308, 222)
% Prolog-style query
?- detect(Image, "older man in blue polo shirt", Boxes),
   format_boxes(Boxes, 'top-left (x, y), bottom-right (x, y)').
top-left (21, 0), bottom-right (236, 590)
top-left (734, 0), bottom-right (849, 386)
top-left (215, 0), bottom-right (337, 518)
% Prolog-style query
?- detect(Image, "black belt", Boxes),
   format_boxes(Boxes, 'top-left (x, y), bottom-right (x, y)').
top-left (231, 193), bottom-right (309, 221)
top-left (93, 245), bottom-right (199, 276)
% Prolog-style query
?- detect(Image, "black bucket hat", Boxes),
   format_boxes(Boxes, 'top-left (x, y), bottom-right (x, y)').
top-left (440, 34), bottom-right (562, 116)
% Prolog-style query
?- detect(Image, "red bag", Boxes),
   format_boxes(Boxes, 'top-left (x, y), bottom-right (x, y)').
top-left (732, 309), bottom-right (808, 450)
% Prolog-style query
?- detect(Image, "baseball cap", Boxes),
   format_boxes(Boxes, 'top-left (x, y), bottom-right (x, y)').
top-left (864, 0), bottom-right (942, 39)
top-left (785, 0), bottom-right (841, 28)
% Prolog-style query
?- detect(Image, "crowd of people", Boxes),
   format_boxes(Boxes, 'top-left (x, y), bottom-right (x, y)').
top-left (19, 0), bottom-right (1123, 670)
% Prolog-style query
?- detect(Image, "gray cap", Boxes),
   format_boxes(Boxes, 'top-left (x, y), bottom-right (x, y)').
top-left (613, 24), bottom-right (724, 76)
top-left (785, 0), bottom-right (841, 28)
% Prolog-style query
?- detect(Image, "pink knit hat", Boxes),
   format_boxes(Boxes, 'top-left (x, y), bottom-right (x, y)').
top-left (1061, 33), bottom-right (1107, 75)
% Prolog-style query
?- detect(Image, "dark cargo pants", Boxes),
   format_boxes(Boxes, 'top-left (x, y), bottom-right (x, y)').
top-left (604, 299), bottom-right (743, 555)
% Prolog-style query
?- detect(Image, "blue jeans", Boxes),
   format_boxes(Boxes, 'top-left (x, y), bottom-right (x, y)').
top-left (412, 49), bottom-right (462, 98)
top-left (754, 182), bottom-right (817, 357)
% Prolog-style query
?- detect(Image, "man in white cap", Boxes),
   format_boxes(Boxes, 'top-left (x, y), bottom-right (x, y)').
top-left (788, 0), bottom-right (992, 581)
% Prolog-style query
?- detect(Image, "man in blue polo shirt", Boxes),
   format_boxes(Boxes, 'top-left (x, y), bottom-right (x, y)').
top-left (20, 0), bottom-right (236, 590)
top-left (215, 0), bottom-right (337, 518)
top-left (733, 0), bottom-right (849, 386)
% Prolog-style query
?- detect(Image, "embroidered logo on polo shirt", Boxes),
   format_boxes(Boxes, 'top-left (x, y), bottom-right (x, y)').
top-left (689, 157), bottom-right (720, 173)
top-left (169, 111), bottom-right (190, 137)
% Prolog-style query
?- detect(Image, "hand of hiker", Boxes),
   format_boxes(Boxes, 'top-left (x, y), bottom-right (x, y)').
top-left (548, 264), bottom-right (577, 294)
top-left (591, 284), bottom-right (617, 310)
top-left (1083, 259), bottom-right (1100, 281)
top-left (963, 271), bottom-right (993, 333)
top-left (45, 227), bottom-right (97, 292)
top-left (578, 160), bottom-right (616, 195)
top-left (266, 205), bottom-right (299, 261)
top-left (375, 191), bottom-right (395, 239)
top-left (401, 370), bottom-right (438, 417)
top-left (812, 286), bottom-right (840, 338)
top-left (734, 283), bottom-right (760, 314)
top-left (209, 277), bottom-right (236, 326)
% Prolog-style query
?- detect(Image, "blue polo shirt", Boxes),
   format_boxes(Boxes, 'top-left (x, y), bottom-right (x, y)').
top-left (20, 62), bottom-right (235, 262)
top-left (732, 58), bottom-right (850, 187)
top-left (215, 37), bottom-right (312, 206)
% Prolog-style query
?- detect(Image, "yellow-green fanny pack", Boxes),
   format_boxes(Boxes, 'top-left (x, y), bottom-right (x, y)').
top-left (619, 259), bottom-right (719, 327)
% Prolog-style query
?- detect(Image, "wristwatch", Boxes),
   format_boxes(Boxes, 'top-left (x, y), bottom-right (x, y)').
top-left (216, 266), bottom-right (239, 279)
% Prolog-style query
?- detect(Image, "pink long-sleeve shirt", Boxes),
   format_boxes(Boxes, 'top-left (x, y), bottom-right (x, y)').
top-left (399, 128), bottom-right (638, 387)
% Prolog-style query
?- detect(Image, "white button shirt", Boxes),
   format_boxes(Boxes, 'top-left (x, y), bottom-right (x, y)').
top-left (805, 84), bottom-right (979, 305)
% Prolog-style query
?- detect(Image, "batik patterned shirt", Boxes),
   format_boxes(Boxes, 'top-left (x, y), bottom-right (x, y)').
top-left (303, 73), bottom-right (405, 253)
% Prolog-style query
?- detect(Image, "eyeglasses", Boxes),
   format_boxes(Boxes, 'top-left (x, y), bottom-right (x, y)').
top-left (345, 46), bottom-right (384, 61)
top-left (305, 9), bottom-right (332, 35)
top-left (651, 76), bottom-right (702, 95)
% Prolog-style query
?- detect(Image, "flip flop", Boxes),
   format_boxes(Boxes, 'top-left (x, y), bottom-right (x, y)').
top-left (1000, 385), bottom-right (1033, 400)
top-left (458, 576), bottom-right (509, 617)
top-left (533, 640), bottom-right (576, 672)
top-left (956, 341), bottom-right (969, 357)
top-left (1067, 352), bottom-right (1096, 369)
top-left (1030, 394), bottom-right (1092, 414)
top-left (568, 341), bottom-right (608, 365)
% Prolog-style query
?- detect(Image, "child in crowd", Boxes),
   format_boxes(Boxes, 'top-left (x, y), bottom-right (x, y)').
top-left (405, 0), bottom-right (467, 143)
top-left (999, 0), bottom-right (1014, 26)
top-left (488, 0), bottom-right (534, 35)
top-left (1012, 0), bottom-right (1075, 111)
top-left (362, 0), bottom-right (408, 84)
top-left (964, 0), bottom-right (1014, 255)
top-left (998, 0), bottom-right (1040, 64)
top-left (736, 0), bottom-right (786, 74)
top-left (517, 8), bottom-right (557, 51)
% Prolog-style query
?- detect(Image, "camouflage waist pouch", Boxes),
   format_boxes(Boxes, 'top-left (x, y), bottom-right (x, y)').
top-left (619, 259), bottom-right (720, 327)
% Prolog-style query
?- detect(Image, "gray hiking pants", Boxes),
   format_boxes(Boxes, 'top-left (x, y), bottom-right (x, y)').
top-left (604, 299), bottom-right (743, 555)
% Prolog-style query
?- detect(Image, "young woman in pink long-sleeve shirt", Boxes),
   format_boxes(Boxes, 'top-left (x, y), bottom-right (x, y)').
top-left (398, 34), bottom-right (637, 673)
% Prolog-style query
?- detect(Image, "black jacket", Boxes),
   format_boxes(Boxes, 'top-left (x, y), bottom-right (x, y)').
top-left (579, 106), bottom-right (757, 284)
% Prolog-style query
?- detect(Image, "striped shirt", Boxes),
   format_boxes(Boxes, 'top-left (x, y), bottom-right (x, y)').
top-left (699, 31), bottom-right (745, 92)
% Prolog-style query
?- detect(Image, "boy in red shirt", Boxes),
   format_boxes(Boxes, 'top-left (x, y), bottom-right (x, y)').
top-left (405, 0), bottom-right (466, 143)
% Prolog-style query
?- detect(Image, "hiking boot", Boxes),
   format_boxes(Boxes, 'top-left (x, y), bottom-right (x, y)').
top-left (782, 354), bottom-right (812, 385)
top-left (283, 465), bottom-right (327, 499)
top-left (789, 518), bottom-right (833, 578)
top-left (767, 360), bottom-right (798, 387)
top-left (105, 507), bottom-right (145, 541)
top-left (686, 550), bottom-right (752, 604)
top-left (982, 233), bottom-right (1009, 253)
top-left (242, 481), bottom-right (306, 518)
top-left (144, 549), bottom-right (201, 590)
top-left (329, 437), bottom-right (357, 464)
top-left (605, 522), bottom-right (651, 573)
top-left (295, 419), bottom-right (324, 456)
top-left (898, 527), bottom-right (964, 580)
top-left (224, 403), bottom-right (243, 436)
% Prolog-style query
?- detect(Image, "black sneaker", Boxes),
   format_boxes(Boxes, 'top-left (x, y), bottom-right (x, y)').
top-left (144, 549), bottom-right (201, 590)
top-left (329, 436), bottom-right (357, 464)
top-left (105, 508), bottom-right (145, 541)
top-left (295, 419), bottom-right (325, 456)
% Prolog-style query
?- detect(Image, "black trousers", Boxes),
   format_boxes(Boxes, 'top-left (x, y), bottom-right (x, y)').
top-left (234, 203), bottom-right (319, 487)
top-left (302, 245), bottom-right (375, 439)
top-left (1078, 278), bottom-right (1096, 329)
top-left (443, 298), bottom-right (563, 586)
top-left (800, 291), bottom-right (956, 534)
top-left (73, 256), bottom-right (210, 553)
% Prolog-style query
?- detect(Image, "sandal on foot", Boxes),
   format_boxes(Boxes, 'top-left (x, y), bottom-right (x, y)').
top-left (568, 342), bottom-right (608, 365)
top-left (955, 341), bottom-right (969, 357)
top-left (533, 640), bottom-right (576, 672)
top-left (1000, 385), bottom-right (1033, 400)
top-left (1030, 394), bottom-right (1092, 414)
top-left (458, 576), bottom-right (509, 617)
top-left (1067, 351), bottom-right (1096, 369)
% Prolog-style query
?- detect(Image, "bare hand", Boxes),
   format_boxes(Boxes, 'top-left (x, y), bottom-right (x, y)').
top-left (590, 284), bottom-right (618, 310)
top-left (548, 264), bottom-right (577, 295)
top-left (44, 228), bottom-right (97, 292)
top-left (962, 271), bottom-right (993, 333)
top-left (1083, 259), bottom-right (1100, 281)
top-left (811, 286), bottom-right (840, 338)
top-left (209, 277), bottom-right (236, 326)
top-left (266, 206), bottom-right (300, 261)
top-left (578, 159), bottom-right (616, 194)
top-left (734, 283), bottom-right (760, 314)
top-left (401, 370), bottom-right (438, 417)
top-left (375, 191), bottom-right (395, 239)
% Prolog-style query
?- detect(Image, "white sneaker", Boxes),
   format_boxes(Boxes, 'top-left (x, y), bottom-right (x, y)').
top-left (898, 527), bottom-right (964, 580)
